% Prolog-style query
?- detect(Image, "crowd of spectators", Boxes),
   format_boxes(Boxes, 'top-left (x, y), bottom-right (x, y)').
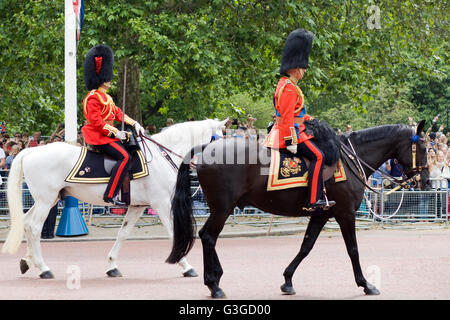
top-left (1, 116), bottom-right (449, 225)
top-left (0, 123), bottom-right (68, 172)
top-left (0, 124), bottom-right (71, 238)
top-left (3, 116), bottom-right (450, 191)
top-left (144, 115), bottom-right (260, 140)
top-left (0, 124), bottom-right (64, 171)
top-left (222, 115), bottom-right (259, 140)
top-left (424, 123), bottom-right (450, 189)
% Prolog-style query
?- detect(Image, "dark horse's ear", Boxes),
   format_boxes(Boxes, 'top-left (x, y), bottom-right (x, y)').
top-left (416, 120), bottom-right (425, 135)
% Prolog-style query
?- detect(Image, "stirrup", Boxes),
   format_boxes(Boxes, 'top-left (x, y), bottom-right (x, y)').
top-left (323, 199), bottom-right (336, 210)
top-left (104, 196), bottom-right (127, 207)
top-left (322, 192), bottom-right (336, 210)
top-left (302, 199), bottom-right (336, 212)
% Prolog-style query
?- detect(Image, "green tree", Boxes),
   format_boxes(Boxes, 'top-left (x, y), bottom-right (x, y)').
top-left (0, 0), bottom-right (448, 135)
top-left (0, 1), bottom-right (64, 134)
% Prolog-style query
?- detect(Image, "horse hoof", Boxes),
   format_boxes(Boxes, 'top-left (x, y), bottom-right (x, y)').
top-left (211, 288), bottom-right (226, 299)
top-left (280, 283), bottom-right (296, 295)
top-left (20, 259), bottom-right (30, 274)
top-left (364, 286), bottom-right (380, 295)
top-left (39, 271), bottom-right (54, 279)
top-left (106, 268), bottom-right (123, 278)
top-left (183, 268), bottom-right (198, 277)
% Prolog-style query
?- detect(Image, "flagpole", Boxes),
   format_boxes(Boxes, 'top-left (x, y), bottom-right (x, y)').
top-left (59, 0), bottom-right (89, 238)
top-left (64, 0), bottom-right (77, 145)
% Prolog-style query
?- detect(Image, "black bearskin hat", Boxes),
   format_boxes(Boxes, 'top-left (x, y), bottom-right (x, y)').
top-left (279, 29), bottom-right (314, 76)
top-left (84, 44), bottom-right (114, 91)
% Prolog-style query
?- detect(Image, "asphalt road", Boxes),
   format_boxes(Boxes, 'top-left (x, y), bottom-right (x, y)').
top-left (0, 229), bottom-right (449, 300)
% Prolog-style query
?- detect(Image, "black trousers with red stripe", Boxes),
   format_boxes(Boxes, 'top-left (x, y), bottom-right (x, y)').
top-left (296, 139), bottom-right (324, 205)
top-left (98, 141), bottom-right (131, 201)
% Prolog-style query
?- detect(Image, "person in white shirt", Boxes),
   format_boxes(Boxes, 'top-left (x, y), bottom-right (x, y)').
top-left (429, 150), bottom-right (450, 189)
top-left (0, 144), bottom-right (6, 170)
top-left (0, 143), bottom-right (6, 187)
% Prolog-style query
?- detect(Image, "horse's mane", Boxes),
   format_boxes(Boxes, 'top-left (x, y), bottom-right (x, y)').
top-left (304, 118), bottom-right (340, 166)
top-left (347, 124), bottom-right (410, 145)
top-left (152, 119), bottom-right (219, 146)
top-left (303, 122), bottom-right (411, 167)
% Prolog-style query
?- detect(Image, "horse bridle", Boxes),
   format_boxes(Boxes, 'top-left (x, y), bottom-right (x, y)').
top-left (340, 134), bottom-right (424, 194)
top-left (403, 138), bottom-right (427, 176)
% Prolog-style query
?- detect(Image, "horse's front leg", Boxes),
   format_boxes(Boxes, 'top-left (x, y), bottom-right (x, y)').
top-left (106, 206), bottom-right (146, 277)
top-left (281, 215), bottom-right (328, 295)
top-left (335, 212), bottom-right (380, 295)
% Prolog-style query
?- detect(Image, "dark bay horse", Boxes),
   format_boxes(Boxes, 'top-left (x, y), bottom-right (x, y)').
top-left (167, 120), bottom-right (429, 298)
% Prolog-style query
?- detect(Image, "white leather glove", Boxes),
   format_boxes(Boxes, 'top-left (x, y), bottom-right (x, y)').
top-left (115, 130), bottom-right (129, 141)
top-left (134, 122), bottom-right (146, 136)
top-left (287, 144), bottom-right (297, 154)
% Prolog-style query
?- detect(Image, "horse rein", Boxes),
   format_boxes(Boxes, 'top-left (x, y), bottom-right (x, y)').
top-left (340, 140), bottom-right (397, 194)
top-left (138, 133), bottom-right (183, 159)
top-left (339, 143), bottom-right (383, 194)
top-left (340, 137), bottom-right (421, 194)
top-left (136, 133), bottom-right (183, 172)
top-left (136, 132), bottom-right (203, 197)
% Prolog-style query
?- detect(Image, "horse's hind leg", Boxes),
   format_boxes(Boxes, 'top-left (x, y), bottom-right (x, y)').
top-left (198, 208), bottom-right (232, 298)
top-left (20, 205), bottom-right (36, 275)
top-left (335, 213), bottom-right (380, 295)
top-left (281, 215), bottom-right (328, 295)
top-left (106, 206), bottom-right (146, 277)
top-left (23, 201), bottom-right (55, 278)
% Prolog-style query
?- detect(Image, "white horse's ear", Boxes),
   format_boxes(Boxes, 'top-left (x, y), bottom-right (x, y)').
top-left (220, 118), bottom-right (229, 127)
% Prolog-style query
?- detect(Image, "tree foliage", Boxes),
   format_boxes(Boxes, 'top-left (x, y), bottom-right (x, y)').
top-left (0, 0), bottom-right (448, 135)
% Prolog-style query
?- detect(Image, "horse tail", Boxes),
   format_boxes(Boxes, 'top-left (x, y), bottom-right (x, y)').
top-left (2, 148), bottom-right (33, 254)
top-left (166, 144), bottom-right (208, 264)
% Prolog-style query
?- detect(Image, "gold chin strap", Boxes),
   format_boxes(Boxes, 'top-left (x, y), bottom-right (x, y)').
top-left (412, 143), bottom-right (416, 170)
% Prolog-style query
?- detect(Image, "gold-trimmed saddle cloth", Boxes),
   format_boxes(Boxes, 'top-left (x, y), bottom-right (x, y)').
top-left (65, 147), bottom-right (148, 184)
top-left (267, 148), bottom-right (346, 191)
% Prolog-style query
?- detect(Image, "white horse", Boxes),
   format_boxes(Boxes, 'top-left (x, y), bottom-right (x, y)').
top-left (2, 119), bottom-right (227, 279)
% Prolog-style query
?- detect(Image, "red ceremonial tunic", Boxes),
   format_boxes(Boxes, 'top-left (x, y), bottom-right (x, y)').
top-left (262, 77), bottom-right (313, 149)
top-left (81, 89), bottom-right (136, 145)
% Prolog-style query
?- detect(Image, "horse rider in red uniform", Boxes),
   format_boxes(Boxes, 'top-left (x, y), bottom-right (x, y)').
top-left (82, 44), bottom-right (145, 207)
top-left (263, 29), bottom-right (335, 212)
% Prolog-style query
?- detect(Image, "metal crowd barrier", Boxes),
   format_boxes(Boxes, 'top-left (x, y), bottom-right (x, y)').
top-left (354, 178), bottom-right (449, 227)
top-left (0, 171), bottom-right (448, 228)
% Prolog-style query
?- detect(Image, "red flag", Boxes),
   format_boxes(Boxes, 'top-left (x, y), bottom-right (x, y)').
top-left (72, 0), bottom-right (84, 41)
top-left (0, 121), bottom-right (6, 134)
top-left (433, 114), bottom-right (440, 123)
